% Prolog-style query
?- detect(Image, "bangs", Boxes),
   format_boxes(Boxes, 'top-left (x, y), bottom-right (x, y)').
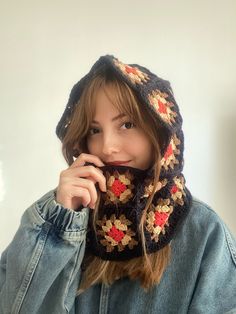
top-left (102, 80), bottom-right (144, 127)
top-left (78, 69), bottom-right (153, 135)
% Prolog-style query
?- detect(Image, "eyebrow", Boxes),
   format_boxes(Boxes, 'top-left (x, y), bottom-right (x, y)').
top-left (91, 113), bottom-right (126, 124)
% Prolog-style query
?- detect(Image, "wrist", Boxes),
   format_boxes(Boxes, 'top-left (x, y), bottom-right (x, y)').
top-left (53, 189), bottom-right (84, 212)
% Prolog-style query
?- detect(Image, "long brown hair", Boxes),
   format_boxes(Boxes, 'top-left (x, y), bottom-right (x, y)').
top-left (61, 69), bottom-right (171, 293)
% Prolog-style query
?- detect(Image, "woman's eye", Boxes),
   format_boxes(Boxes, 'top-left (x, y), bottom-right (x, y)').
top-left (121, 122), bottom-right (135, 129)
top-left (88, 128), bottom-right (100, 135)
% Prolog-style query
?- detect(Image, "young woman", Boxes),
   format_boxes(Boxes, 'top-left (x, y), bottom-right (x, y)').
top-left (1, 55), bottom-right (236, 313)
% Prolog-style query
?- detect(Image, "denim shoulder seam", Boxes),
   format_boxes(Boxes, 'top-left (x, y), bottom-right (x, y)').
top-left (224, 226), bottom-right (236, 267)
top-left (191, 197), bottom-right (216, 215)
top-left (192, 197), bottom-right (236, 267)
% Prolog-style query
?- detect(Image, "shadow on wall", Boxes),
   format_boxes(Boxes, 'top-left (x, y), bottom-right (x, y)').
top-left (213, 113), bottom-right (236, 235)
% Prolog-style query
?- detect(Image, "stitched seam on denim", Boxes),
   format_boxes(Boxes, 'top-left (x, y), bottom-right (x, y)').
top-left (30, 204), bottom-right (46, 225)
top-left (224, 226), bottom-right (236, 267)
top-left (99, 283), bottom-right (110, 314)
top-left (11, 222), bottom-right (51, 314)
top-left (192, 198), bottom-right (216, 215)
top-left (64, 241), bottom-right (85, 312)
top-left (59, 229), bottom-right (87, 241)
top-left (224, 308), bottom-right (236, 314)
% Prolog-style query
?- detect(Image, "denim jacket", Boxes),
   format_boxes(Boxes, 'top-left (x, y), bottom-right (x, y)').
top-left (0, 189), bottom-right (236, 314)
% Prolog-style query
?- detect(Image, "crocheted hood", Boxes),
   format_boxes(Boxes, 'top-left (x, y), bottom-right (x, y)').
top-left (55, 55), bottom-right (192, 259)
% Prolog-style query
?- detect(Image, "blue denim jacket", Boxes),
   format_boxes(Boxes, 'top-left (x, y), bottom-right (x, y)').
top-left (0, 189), bottom-right (236, 314)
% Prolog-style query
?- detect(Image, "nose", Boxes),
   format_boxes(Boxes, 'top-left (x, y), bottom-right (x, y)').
top-left (101, 133), bottom-right (120, 156)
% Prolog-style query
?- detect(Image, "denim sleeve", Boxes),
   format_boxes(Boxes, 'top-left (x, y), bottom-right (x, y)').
top-left (188, 211), bottom-right (236, 314)
top-left (0, 189), bottom-right (89, 314)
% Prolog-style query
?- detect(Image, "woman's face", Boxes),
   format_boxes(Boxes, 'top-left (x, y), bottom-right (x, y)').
top-left (86, 88), bottom-right (153, 170)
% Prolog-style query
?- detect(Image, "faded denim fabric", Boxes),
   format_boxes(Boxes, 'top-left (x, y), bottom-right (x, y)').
top-left (0, 189), bottom-right (236, 314)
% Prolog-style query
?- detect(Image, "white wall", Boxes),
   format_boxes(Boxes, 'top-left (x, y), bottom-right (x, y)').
top-left (0, 0), bottom-right (236, 253)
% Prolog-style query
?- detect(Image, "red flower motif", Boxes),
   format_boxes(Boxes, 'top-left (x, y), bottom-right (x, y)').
top-left (158, 99), bottom-right (167, 114)
top-left (111, 179), bottom-right (127, 197)
top-left (164, 144), bottom-right (173, 160)
top-left (171, 185), bottom-right (178, 194)
top-left (125, 65), bottom-right (138, 75)
top-left (154, 212), bottom-right (169, 227)
top-left (107, 226), bottom-right (125, 242)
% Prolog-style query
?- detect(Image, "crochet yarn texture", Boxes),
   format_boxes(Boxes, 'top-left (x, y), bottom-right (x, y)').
top-left (55, 54), bottom-right (193, 260)
top-left (87, 164), bottom-right (192, 261)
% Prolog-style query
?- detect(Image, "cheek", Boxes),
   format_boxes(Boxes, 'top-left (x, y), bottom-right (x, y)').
top-left (135, 132), bottom-right (152, 149)
top-left (136, 137), bottom-right (153, 161)
top-left (87, 139), bottom-right (98, 154)
top-left (125, 135), bottom-right (151, 154)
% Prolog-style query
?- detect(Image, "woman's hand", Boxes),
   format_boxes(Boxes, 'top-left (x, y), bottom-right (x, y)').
top-left (55, 153), bottom-right (107, 211)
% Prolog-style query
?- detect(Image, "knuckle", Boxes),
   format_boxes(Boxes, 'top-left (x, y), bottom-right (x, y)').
top-left (59, 170), bottom-right (66, 177)
top-left (87, 180), bottom-right (95, 189)
top-left (100, 172), bottom-right (106, 183)
top-left (80, 153), bottom-right (87, 160)
top-left (88, 165), bottom-right (94, 171)
top-left (59, 171), bottom-right (67, 181)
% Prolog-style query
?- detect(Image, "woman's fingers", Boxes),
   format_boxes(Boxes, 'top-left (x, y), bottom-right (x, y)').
top-left (67, 166), bottom-right (107, 192)
top-left (56, 153), bottom-right (107, 211)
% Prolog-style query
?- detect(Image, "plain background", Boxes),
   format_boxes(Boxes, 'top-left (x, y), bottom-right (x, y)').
top-left (0, 0), bottom-right (236, 253)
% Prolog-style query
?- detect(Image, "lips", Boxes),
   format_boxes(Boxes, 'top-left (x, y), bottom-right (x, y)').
top-left (105, 160), bottom-right (131, 166)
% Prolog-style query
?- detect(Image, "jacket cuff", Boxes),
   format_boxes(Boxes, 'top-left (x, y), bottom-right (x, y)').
top-left (34, 189), bottom-right (89, 233)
